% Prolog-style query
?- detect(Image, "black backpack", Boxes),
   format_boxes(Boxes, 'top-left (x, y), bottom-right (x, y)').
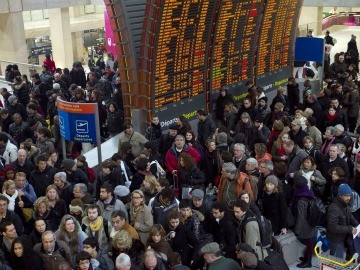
top-left (246, 213), bottom-right (273, 248)
top-left (307, 197), bottom-right (326, 227)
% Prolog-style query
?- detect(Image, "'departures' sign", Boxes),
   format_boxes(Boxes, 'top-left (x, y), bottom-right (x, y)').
top-left (57, 98), bottom-right (98, 143)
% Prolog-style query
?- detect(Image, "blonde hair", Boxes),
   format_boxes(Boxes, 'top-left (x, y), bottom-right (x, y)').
top-left (113, 230), bottom-right (132, 250)
top-left (34, 196), bottom-right (50, 212)
top-left (2, 180), bottom-right (15, 193)
top-left (295, 110), bottom-right (303, 116)
top-left (144, 174), bottom-right (158, 194)
top-left (46, 185), bottom-right (59, 201)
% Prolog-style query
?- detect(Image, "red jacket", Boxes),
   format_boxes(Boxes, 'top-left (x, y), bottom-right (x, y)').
top-left (165, 145), bottom-right (201, 173)
top-left (44, 59), bottom-right (56, 74)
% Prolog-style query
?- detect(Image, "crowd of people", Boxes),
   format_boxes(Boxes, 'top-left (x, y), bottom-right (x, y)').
top-left (0, 36), bottom-right (359, 270)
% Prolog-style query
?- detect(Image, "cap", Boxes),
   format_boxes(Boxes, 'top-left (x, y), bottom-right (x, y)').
top-left (254, 114), bottom-right (264, 123)
top-left (8, 95), bottom-right (17, 104)
top-left (191, 189), bottom-right (204, 199)
top-left (168, 123), bottom-right (179, 131)
top-left (201, 242), bottom-right (221, 254)
top-left (265, 175), bottom-right (278, 187)
top-left (54, 172), bottom-right (67, 183)
top-left (338, 184), bottom-right (352, 196)
top-left (115, 185), bottom-right (130, 197)
top-left (53, 83), bottom-right (61, 90)
top-left (258, 96), bottom-right (268, 103)
top-left (238, 251), bottom-right (258, 268)
top-left (334, 124), bottom-right (344, 132)
top-left (61, 159), bottom-right (76, 171)
top-left (274, 102), bottom-right (284, 110)
top-left (291, 119), bottom-right (302, 126)
top-left (69, 199), bottom-right (84, 215)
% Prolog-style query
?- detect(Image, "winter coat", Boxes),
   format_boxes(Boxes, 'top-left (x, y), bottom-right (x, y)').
top-left (344, 88), bottom-right (360, 118)
top-left (292, 187), bottom-right (316, 239)
top-left (248, 125), bottom-right (270, 152)
top-left (8, 103), bottom-right (27, 120)
top-left (285, 146), bottom-right (308, 179)
top-left (182, 211), bottom-right (205, 261)
top-left (289, 127), bottom-right (308, 149)
top-left (197, 116), bottom-right (216, 147)
top-left (82, 216), bottom-right (112, 252)
top-left (178, 164), bottom-right (205, 187)
top-left (12, 81), bottom-right (30, 106)
top-left (118, 131), bottom-right (148, 157)
top-left (287, 83), bottom-right (300, 112)
top-left (262, 191), bottom-right (288, 235)
top-left (33, 241), bottom-right (71, 270)
top-left (167, 223), bottom-right (192, 266)
top-left (306, 126), bottom-right (323, 149)
top-left (29, 165), bottom-right (58, 197)
top-left (217, 170), bottom-right (254, 202)
top-left (327, 197), bottom-right (359, 244)
top-left (158, 133), bottom-right (176, 162)
top-left (36, 137), bottom-right (54, 154)
top-left (145, 123), bottom-right (162, 143)
top-left (165, 144), bottom-right (201, 174)
top-left (298, 165), bottom-right (326, 197)
top-left (1, 141), bottom-right (18, 165)
top-left (107, 110), bottom-right (124, 135)
top-left (152, 193), bottom-right (178, 228)
top-left (129, 204), bottom-right (153, 245)
top-left (0, 210), bottom-right (24, 236)
top-left (96, 197), bottom-right (128, 222)
top-left (203, 149), bottom-right (221, 186)
top-left (8, 123), bottom-right (33, 149)
top-left (48, 199), bottom-right (68, 231)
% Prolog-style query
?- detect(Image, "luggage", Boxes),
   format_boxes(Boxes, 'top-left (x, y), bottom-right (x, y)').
top-left (272, 230), bottom-right (298, 265)
top-left (265, 248), bottom-right (289, 270)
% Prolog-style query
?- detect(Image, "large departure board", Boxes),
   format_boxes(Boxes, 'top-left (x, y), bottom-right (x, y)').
top-left (210, 0), bottom-right (264, 99)
top-left (106, 0), bottom-right (304, 124)
top-left (256, 0), bottom-right (303, 83)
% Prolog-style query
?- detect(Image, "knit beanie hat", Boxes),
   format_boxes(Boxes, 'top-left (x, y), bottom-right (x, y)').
top-left (216, 132), bottom-right (227, 144)
top-left (115, 185), bottom-right (130, 198)
top-left (69, 199), bottom-right (84, 215)
top-left (8, 95), bottom-right (17, 104)
top-left (54, 172), bottom-right (67, 183)
top-left (258, 96), bottom-right (268, 103)
top-left (338, 184), bottom-right (352, 196)
top-left (265, 175), bottom-right (278, 187)
top-left (61, 159), bottom-right (76, 171)
top-left (274, 102), bottom-right (284, 110)
top-left (294, 174), bottom-right (308, 188)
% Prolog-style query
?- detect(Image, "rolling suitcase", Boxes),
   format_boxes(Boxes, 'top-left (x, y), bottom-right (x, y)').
top-left (272, 230), bottom-right (298, 265)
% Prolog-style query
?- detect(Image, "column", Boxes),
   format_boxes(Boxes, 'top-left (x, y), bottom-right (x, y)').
top-left (0, 12), bottom-right (28, 72)
top-left (48, 7), bottom-right (74, 69)
top-left (72, 31), bottom-right (84, 62)
top-left (316, 7), bottom-right (323, 36)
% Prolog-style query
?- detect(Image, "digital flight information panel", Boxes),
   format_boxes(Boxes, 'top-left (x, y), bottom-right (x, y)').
top-left (210, 0), bottom-right (264, 100)
top-left (256, 0), bottom-right (303, 92)
top-left (148, 0), bottom-right (217, 123)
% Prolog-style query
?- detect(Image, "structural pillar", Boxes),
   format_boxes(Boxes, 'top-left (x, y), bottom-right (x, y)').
top-left (316, 7), bottom-right (323, 36)
top-left (0, 12), bottom-right (28, 72)
top-left (48, 7), bottom-right (74, 69)
top-left (72, 31), bottom-right (84, 63)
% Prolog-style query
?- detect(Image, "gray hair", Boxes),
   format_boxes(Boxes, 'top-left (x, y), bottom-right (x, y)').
top-left (223, 162), bottom-right (237, 174)
top-left (241, 112), bottom-right (250, 119)
top-left (326, 126), bottom-right (335, 136)
top-left (74, 183), bottom-right (87, 193)
top-left (234, 143), bottom-right (245, 152)
top-left (116, 253), bottom-right (131, 267)
top-left (260, 159), bottom-right (274, 171)
top-left (246, 158), bottom-right (258, 169)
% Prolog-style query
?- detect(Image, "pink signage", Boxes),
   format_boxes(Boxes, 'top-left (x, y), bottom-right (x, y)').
top-left (104, 8), bottom-right (117, 57)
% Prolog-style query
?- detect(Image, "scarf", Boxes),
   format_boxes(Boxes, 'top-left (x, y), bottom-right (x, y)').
top-left (3, 190), bottom-right (18, 211)
top-left (89, 216), bottom-right (103, 232)
top-left (326, 111), bottom-right (337, 122)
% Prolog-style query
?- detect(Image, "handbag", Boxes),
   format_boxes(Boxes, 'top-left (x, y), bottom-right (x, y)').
top-left (19, 195), bottom-right (33, 222)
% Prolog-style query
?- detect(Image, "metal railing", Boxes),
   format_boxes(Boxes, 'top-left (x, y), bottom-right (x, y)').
top-left (0, 60), bottom-right (42, 82)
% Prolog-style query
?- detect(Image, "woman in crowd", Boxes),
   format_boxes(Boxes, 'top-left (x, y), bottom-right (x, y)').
top-left (330, 167), bottom-right (348, 199)
top-left (146, 224), bottom-right (176, 264)
top-left (240, 190), bottom-right (261, 218)
top-left (53, 172), bottom-right (72, 205)
top-left (2, 180), bottom-right (18, 212)
top-left (141, 174), bottom-right (158, 205)
top-left (291, 175), bottom-right (316, 268)
top-left (297, 156), bottom-right (326, 198)
top-left (55, 214), bottom-right (88, 254)
top-left (185, 130), bottom-right (204, 161)
top-left (35, 127), bottom-right (54, 154)
top-left (178, 152), bottom-right (205, 191)
top-left (10, 235), bottom-right (44, 270)
top-left (129, 190), bottom-right (153, 245)
top-left (177, 116), bottom-right (192, 137)
top-left (111, 230), bottom-right (145, 267)
top-left (254, 143), bottom-right (272, 165)
top-left (107, 102), bottom-right (124, 138)
top-left (203, 139), bottom-right (221, 186)
top-left (46, 185), bottom-right (67, 231)
top-left (30, 197), bottom-right (51, 230)
top-left (119, 142), bottom-right (136, 174)
top-left (29, 218), bottom-right (47, 245)
top-left (260, 175), bottom-right (288, 235)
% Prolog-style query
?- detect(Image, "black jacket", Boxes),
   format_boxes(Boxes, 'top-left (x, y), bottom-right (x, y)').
top-left (197, 116), bottom-right (216, 147)
top-left (29, 165), bottom-right (58, 197)
top-left (289, 127), bottom-right (308, 149)
top-left (179, 165), bottom-right (205, 187)
top-left (262, 191), bottom-right (288, 235)
top-left (327, 197), bottom-right (359, 243)
top-left (11, 158), bottom-right (34, 180)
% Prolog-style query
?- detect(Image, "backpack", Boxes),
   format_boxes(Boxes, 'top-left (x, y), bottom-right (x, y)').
top-left (307, 197), bottom-right (326, 227)
top-left (246, 213), bottom-right (273, 248)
